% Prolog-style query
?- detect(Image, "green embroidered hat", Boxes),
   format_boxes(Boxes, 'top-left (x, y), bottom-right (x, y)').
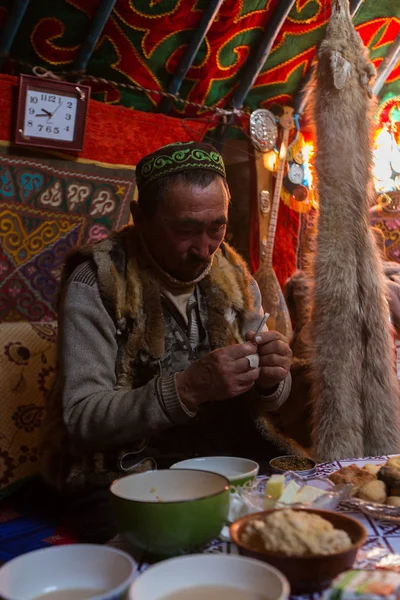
top-left (136, 141), bottom-right (226, 191)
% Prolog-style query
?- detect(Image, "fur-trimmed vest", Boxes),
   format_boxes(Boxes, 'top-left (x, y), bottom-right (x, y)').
top-left (41, 227), bottom-right (305, 489)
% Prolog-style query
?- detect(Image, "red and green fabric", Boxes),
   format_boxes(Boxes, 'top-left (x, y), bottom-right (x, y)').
top-left (0, 0), bottom-right (398, 120)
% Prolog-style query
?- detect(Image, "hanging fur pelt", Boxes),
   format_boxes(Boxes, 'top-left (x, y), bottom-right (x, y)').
top-left (307, 0), bottom-right (400, 460)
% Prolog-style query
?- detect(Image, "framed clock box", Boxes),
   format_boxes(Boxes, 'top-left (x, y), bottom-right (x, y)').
top-left (15, 74), bottom-right (91, 152)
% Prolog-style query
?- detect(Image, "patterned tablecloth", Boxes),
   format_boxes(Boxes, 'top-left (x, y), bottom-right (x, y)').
top-left (109, 456), bottom-right (400, 598)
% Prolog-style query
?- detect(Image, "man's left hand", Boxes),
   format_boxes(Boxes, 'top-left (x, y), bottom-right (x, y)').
top-left (245, 330), bottom-right (292, 391)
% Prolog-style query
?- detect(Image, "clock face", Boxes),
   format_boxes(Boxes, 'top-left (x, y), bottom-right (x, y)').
top-left (23, 88), bottom-right (78, 142)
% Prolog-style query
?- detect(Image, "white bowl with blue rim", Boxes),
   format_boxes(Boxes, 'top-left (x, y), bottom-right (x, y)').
top-left (0, 544), bottom-right (135, 600)
top-left (170, 456), bottom-right (259, 488)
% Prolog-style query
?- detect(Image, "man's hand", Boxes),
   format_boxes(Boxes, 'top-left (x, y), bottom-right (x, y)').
top-left (176, 342), bottom-right (260, 411)
top-left (246, 330), bottom-right (292, 391)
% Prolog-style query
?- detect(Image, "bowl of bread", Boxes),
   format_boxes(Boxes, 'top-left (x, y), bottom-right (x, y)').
top-left (329, 456), bottom-right (400, 521)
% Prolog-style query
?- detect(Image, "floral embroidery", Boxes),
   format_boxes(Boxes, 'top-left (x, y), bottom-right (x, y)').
top-left (37, 365), bottom-right (55, 395)
top-left (18, 444), bottom-right (39, 464)
top-left (4, 341), bottom-right (30, 365)
top-left (31, 323), bottom-right (57, 343)
top-left (12, 404), bottom-right (44, 432)
top-left (0, 321), bottom-right (57, 493)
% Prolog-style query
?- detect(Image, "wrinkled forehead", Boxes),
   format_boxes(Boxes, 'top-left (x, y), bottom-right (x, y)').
top-left (161, 177), bottom-right (230, 219)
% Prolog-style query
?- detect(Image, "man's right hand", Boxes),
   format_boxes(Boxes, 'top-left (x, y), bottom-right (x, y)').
top-left (175, 342), bottom-right (260, 411)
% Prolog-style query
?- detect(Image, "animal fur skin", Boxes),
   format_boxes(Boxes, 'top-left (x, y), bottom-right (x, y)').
top-left (307, 0), bottom-right (400, 460)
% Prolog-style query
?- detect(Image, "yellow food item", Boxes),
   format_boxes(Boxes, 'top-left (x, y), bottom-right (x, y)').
top-left (357, 480), bottom-right (387, 504)
top-left (387, 496), bottom-right (400, 507)
top-left (265, 475), bottom-right (285, 500)
top-left (294, 485), bottom-right (325, 504)
top-left (278, 480), bottom-right (300, 504)
top-left (363, 464), bottom-right (381, 476)
top-left (240, 509), bottom-right (352, 557)
top-left (386, 456), bottom-right (400, 470)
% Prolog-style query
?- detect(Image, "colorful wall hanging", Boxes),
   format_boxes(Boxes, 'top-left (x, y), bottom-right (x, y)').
top-left (0, 146), bottom-right (134, 322)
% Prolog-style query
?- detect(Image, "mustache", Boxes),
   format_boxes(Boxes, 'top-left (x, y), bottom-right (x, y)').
top-left (185, 256), bottom-right (212, 268)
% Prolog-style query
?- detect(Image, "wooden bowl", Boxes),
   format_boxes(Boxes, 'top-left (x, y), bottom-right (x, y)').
top-left (230, 508), bottom-right (367, 594)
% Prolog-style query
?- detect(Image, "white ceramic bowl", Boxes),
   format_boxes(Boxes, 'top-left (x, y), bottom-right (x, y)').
top-left (0, 544), bottom-right (135, 600)
top-left (130, 553), bottom-right (290, 600)
top-left (170, 456), bottom-right (259, 487)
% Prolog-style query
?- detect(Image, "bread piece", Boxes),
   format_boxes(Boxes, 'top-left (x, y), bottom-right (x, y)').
top-left (329, 465), bottom-right (376, 495)
top-left (357, 480), bottom-right (387, 504)
top-left (363, 464), bottom-right (381, 476)
top-left (387, 496), bottom-right (400, 507)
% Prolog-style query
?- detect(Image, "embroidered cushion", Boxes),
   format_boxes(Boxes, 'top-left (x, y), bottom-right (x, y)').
top-left (0, 321), bottom-right (57, 494)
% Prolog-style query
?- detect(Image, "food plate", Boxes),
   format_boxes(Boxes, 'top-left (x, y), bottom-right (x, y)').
top-left (238, 471), bottom-right (350, 513)
top-left (328, 457), bottom-right (400, 522)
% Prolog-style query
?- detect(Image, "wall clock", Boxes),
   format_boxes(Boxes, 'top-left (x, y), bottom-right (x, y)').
top-left (15, 74), bottom-right (90, 152)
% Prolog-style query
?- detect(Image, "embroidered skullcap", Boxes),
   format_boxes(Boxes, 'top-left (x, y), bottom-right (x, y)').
top-left (136, 141), bottom-right (226, 191)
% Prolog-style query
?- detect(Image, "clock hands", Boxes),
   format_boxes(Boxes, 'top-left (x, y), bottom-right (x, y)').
top-left (35, 102), bottom-right (63, 120)
top-left (36, 109), bottom-right (52, 118)
top-left (50, 101), bottom-right (62, 119)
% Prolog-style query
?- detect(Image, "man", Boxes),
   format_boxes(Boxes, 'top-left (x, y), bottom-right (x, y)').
top-left (40, 142), bottom-right (295, 538)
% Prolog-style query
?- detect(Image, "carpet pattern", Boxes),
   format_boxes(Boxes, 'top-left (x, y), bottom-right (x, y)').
top-left (0, 147), bottom-right (134, 321)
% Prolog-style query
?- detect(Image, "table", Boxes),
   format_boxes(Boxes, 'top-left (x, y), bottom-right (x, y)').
top-left (109, 456), bottom-right (400, 599)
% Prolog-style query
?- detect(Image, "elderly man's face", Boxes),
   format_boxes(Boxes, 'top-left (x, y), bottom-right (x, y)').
top-left (141, 176), bottom-right (229, 282)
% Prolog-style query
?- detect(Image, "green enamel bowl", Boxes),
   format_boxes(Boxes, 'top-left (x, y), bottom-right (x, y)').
top-left (110, 469), bottom-right (230, 558)
top-left (170, 456), bottom-right (259, 488)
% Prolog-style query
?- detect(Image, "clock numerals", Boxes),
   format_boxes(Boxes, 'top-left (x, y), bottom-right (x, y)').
top-left (41, 93), bottom-right (57, 103)
top-left (16, 75), bottom-right (89, 150)
top-left (23, 90), bottom-right (78, 142)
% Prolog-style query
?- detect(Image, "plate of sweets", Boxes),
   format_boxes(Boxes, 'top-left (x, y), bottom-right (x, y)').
top-left (329, 456), bottom-right (400, 521)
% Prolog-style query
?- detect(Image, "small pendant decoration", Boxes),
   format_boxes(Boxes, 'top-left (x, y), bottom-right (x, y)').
top-left (250, 109), bottom-right (278, 152)
top-left (288, 162), bottom-right (304, 185)
top-left (260, 190), bottom-right (271, 214)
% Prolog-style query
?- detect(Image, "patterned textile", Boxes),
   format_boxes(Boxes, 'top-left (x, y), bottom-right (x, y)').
top-left (370, 205), bottom-right (400, 264)
top-left (0, 0), bottom-right (398, 118)
top-left (136, 142), bottom-right (226, 191)
top-left (0, 321), bottom-right (57, 492)
top-left (0, 147), bottom-right (134, 321)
